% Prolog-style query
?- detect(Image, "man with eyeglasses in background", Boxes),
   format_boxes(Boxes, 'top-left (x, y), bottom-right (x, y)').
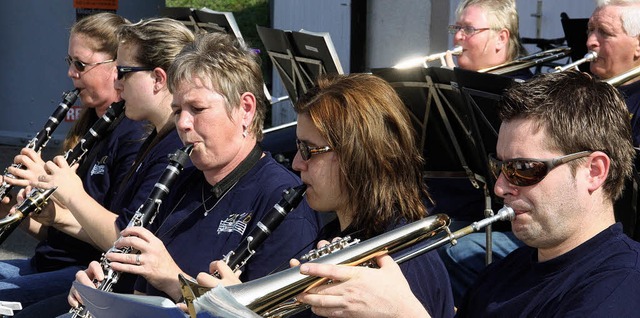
top-left (587, 0), bottom-right (640, 146)
top-left (297, 71), bottom-right (640, 317)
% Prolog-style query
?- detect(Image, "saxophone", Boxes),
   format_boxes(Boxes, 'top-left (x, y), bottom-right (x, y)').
top-left (180, 184), bottom-right (307, 317)
top-left (0, 100), bottom-right (125, 245)
top-left (0, 89), bottom-right (80, 200)
top-left (69, 144), bottom-right (193, 318)
top-left (186, 206), bottom-right (515, 318)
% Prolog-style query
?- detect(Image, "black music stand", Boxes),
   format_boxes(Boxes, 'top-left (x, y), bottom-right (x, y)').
top-left (371, 67), bottom-right (484, 189)
top-left (257, 27), bottom-right (343, 171)
top-left (193, 9), bottom-right (244, 43)
top-left (159, 7), bottom-right (198, 32)
top-left (289, 30), bottom-right (345, 89)
top-left (561, 12), bottom-right (590, 73)
top-left (455, 67), bottom-right (516, 263)
top-left (257, 26), bottom-right (307, 104)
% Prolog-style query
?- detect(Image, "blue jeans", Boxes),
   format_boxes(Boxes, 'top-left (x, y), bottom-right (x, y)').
top-left (0, 258), bottom-right (83, 309)
top-left (438, 231), bottom-right (524, 307)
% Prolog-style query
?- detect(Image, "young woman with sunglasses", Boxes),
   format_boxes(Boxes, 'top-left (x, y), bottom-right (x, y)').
top-left (9, 18), bottom-right (197, 317)
top-left (290, 74), bottom-right (455, 317)
top-left (0, 13), bottom-right (148, 310)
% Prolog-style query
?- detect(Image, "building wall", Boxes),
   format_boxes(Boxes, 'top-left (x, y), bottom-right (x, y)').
top-left (0, 0), bottom-right (164, 147)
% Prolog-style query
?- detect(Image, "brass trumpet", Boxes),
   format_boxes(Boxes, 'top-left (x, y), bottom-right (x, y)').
top-left (393, 46), bottom-right (462, 69)
top-left (185, 206), bottom-right (515, 318)
top-left (479, 46), bottom-right (571, 75)
top-left (554, 51), bottom-right (597, 72)
top-left (606, 65), bottom-right (640, 87)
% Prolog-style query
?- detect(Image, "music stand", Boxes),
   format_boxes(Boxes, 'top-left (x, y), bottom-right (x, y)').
top-left (193, 8), bottom-right (245, 44)
top-left (371, 67), bottom-right (484, 189)
top-left (257, 26), bottom-right (307, 104)
top-left (289, 30), bottom-right (345, 89)
top-left (159, 7), bottom-right (198, 32)
top-left (560, 12), bottom-right (590, 73)
top-left (454, 67), bottom-right (516, 263)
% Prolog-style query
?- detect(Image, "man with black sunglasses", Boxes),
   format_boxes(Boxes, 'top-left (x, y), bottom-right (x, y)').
top-left (297, 71), bottom-right (640, 317)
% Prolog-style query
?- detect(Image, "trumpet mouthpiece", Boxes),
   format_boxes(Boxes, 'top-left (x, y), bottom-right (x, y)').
top-left (450, 46), bottom-right (463, 55)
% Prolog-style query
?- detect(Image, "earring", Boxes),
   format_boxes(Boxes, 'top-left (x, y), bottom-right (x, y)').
top-left (242, 125), bottom-right (248, 138)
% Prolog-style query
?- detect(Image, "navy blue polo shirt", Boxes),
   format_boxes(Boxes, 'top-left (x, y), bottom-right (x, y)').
top-left (32, 117), bottom-right (146, 272)
top-left (111, 129), bottom-right (188, 228)
top-left (457, 223), bottom-right (640, 317)
top-left (617, 80), bottom-right (640, 147)
top-left (134, 154), bottom-right (321, 298)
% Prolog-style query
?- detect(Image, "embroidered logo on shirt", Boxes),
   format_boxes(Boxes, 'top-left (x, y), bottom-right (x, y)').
top-left (90, 156), bottom-right (108, 176)
top-left (217, 212), bottom-right (253, 235)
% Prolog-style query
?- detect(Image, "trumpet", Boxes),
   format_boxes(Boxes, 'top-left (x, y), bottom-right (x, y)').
top-left (479, 46), bottom-right (571, 75)
top-left (606, 64), bottom-right (640, 87)
top-left (0, 101), bottom-right (125, 245)
top-left (186, 206), bottom-right (515, 318)
top-left (554, 51), bottom-right (597, 72)
top-left (0, 89), bottom-right (80, 201)
top-left (393, 46), bottom-right (462, 69)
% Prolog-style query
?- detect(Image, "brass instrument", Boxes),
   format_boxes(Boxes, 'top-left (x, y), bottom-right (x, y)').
top-left (554, 51), bottom-right (597, 72)
top-left (393, 46), bottom-right (463, 69)
top-left (0, 89), bottom-right (80, 200)
top-left (479, 46), bottom-right (571, 75)
top-left (70, 144), bottom-right (193, 318)
top-left (0, 101), bottom-right (125, 245)
top-left (606, 65), bottom-right (640, 87)
top-left (184, 206), bottom-right (515, 318)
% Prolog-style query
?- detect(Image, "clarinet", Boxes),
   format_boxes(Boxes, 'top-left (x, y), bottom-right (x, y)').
top-left (0, 89), bottom-right (80, 201)
top-left (180, 184), bottom-right (307, 317)
top-left (222, 184), bottom-right (307, 272)
top-left (0, 101), bottom-right (125, 245)
top-left (69, 144), bottom-right (193, 318)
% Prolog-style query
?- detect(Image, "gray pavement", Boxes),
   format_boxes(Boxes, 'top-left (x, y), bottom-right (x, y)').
top-left (0, 144), bottom-right (61, 260)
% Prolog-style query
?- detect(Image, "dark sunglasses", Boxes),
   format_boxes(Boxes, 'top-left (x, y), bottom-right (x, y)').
top-left (117, 66), bottom-right (154, 80)
top-left (65, 55), bottom-right (114, 72)
top-left (296, 139), bottom-right (332, 161)
top-left (488, 151), bottom-right (593, 187)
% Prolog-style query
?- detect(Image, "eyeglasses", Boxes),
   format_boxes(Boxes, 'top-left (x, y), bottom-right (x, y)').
top-left (488, 151), bottom-right (593, 187)
top-left (448, 25), bottom-right (492, 36)
top-left (117, 66), bottom-right (154, 80)
top-left (296, 139), bottom-right (332, 161)
top-left (65, 55), bottom-right (115, 72)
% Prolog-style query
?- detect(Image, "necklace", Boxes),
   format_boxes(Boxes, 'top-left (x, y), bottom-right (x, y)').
top-left (201, 181), bottom-right (237, 216)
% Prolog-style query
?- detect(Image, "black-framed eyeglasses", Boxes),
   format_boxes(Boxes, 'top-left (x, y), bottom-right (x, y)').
top-left (488, 151), bottom-right (593, 187)
top-left (117, 66), bottom-right (154, 80)
top-left (296, 139), bottom-right (332, 161)
top-left (448, 25), bottom-right (492, 36)
top-left (65, 55), bottom-right (115, 72)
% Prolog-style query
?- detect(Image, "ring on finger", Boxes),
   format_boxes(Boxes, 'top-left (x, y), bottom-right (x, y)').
top-left (135, 254), bottom-right (141, 266)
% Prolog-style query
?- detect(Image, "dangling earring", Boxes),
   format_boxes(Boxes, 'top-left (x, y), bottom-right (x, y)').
top-left (242, 125), bottom-right (248, 138)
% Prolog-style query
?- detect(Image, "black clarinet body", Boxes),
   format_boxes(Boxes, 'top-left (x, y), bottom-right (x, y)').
top-left (69, 144), bottom-right (193, 318)
top-left (0, 101), bottom-right (125, 245)
top-left (0, 89), bottom-right (80, 200)
top-left (223, 184), bottom-right (307, 272)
